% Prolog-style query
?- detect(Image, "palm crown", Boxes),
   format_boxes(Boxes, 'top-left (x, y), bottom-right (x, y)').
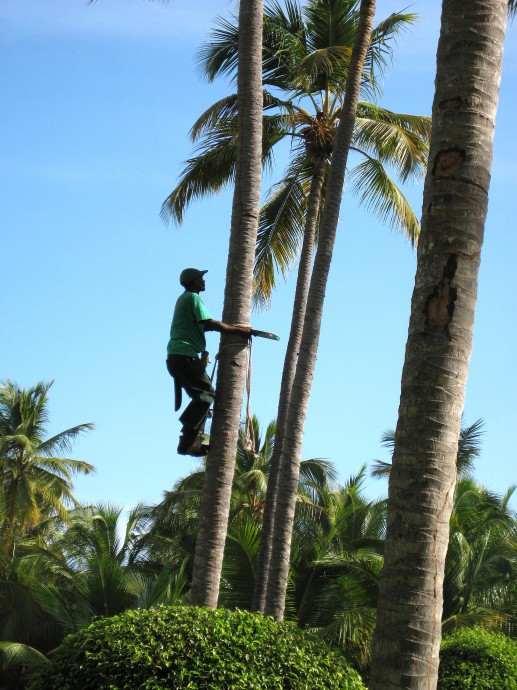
top-left (0, 381), bottom-right (94, 561)
top-left (162, 0), bottom-right (431, 303)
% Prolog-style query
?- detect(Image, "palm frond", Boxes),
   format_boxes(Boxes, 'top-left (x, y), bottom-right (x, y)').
top-left (220, 516), bottom-right (261, 609)
top-left (442, 608), bottom-right (511, 634)
top-left (349, 156), bottom-right (420, 245)
top-left (300, 45), bottom-right (352, 81)
top-left (457, 418), bottom-right (484, 477)
top-left (35, 457), bottom-right (94, 477)
top-left (254, 154), bottom-right (313, 306)
top-left (189, 91), bottom-right (298, 143)
top-left (198, 16), bottom-right (239, 82)
top-left (0, 642), bottom-right (50, 671)
top-left (300, 458), bottom-right (337, 486)
top-left (510, 0), bottom-right (517, 18)
top-left (354, 104), bottom-right (430, 181)
top-left (162, 115), bottom-right (284, 226)
top-left (161, 124), bottom-right (238, 225)
top-left (304, 0), bottom-right (358, 54)
top-left (263, 0), bottom-right (308, 88)
top-left (363, 12), bottom-right (418, 87)
top-left (370, 459), bottom-right (392, 479)
top-left (136, 561), bottom-right (189, 608)
top-left (37, 424), bottom-right (94, 456)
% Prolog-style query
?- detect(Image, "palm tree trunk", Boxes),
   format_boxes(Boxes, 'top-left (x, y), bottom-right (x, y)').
top-left (264, 0), bottom-right (377, 621)
top-left (369, 2), bottom-right (508, 689)
top-left (253, 158), bottom-right (326, 612)
top-left (190, 0), bottom-right (263, 608)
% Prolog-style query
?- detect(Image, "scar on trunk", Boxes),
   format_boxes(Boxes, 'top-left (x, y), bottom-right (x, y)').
top-left (425, 255), bottom-right (458, 331)
top-left (433, 147), bottom-right (465, 177)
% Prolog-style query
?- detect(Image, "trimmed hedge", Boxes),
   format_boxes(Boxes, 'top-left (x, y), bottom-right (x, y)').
top-left (29, 605), bottom-right (365, 690)
top-left (438, 627), bottom-right (517, 690)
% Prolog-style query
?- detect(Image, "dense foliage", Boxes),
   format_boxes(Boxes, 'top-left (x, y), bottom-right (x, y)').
top-left (438, 628), bottom-right (517, 690)
top-left (29, 605), bottom-right (365, 690)
top-left (1, 383), bottom-right (516, 689)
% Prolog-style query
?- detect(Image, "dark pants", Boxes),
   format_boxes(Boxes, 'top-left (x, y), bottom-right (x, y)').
top-left (166, 354), bottom-right (215, 433)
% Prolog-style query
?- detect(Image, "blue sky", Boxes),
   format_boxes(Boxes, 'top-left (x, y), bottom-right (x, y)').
top-left (2, 0), bottom-right (516, 511)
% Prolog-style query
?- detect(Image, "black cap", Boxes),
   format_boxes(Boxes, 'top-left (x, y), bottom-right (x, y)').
top-left (179, 268), bottom-right (208, 288)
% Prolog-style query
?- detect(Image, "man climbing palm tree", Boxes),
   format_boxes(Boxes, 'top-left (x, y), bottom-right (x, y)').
top-left (166, 268), bottom-right (251, 456)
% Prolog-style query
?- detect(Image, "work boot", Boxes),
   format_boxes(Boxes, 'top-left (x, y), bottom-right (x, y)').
top-left (177, 428), bottom-right (197, 455)
top-left (177, 428), bottom-right (209, 457)
top-left (186, 431), bottom-right (210, 457)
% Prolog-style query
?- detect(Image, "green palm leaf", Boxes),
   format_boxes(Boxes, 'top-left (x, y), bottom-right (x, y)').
top-left (349, 156), bottom-right (420, 244)
top-left (220, 516), bottom-right (261, 609)
top-left (263, 1), bottom-right (308, 88)
top-left (354, 103), bottom-right (430, 181)
top-left (37, 424), bottom-right (95, 456)
top-left (457, 419), bottom-right (484, 476)
top-left (299, 45), bottom-right (352, 83)
top-left (198, 16), bottom-right (239, 82)
top-left (0, 641), bottom-right (50, 670)
top-left (190, 90), bottom-right (298, 143)
top-left (161, 123), bottom-right (239, 225)
top-left (254, 154), bottom-right (314, 305)
top-left (161, 115), bottom-right (284, 225)
top-left (363, 12), bottom-right (418, 88)
top-left (374, 419), bottom-right (486, 479)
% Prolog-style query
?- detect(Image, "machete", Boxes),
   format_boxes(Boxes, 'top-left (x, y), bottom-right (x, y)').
top-left (250, 329), bottom-right (280, 341)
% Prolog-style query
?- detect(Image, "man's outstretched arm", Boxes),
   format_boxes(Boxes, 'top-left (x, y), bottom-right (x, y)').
top-left (201, 320), bottom-right (251, 337)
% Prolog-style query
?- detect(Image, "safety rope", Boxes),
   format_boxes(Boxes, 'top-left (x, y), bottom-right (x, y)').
top-left (243, 338), bottom-right (256, 454)
top-left (209, 353), bottom-right (218, 384)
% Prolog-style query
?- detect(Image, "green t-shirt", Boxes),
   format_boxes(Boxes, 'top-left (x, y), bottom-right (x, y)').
top-left (167, 291), bottom-right (211, 357)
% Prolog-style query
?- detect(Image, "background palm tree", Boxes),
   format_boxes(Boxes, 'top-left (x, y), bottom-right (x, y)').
top-left (369, 2), bottom-right (511, 688)
top-left (0, 381), bottom-right (93, 561)
top-left (56, 504), bottom-right (149, 618)
top-left (264, 0), bottom-right (377, 621)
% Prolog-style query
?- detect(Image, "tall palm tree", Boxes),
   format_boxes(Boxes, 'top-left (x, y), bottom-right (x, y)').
top-left (369, 2), bottom-right (510, 689)
top-left (0, 381), bottom-right (94, 561)
top-left (189, 0), bottom-right (265, 608)
top-left (162, 0), bottom-right (430, 611)
top-left (264, 0), bottom-right (377, 621)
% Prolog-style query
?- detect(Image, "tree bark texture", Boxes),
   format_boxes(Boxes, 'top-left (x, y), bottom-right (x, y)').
top-left (190, 0), bottom-right (263, 608)
top-left (252, 159), bottom-right (326, 612)
top-left (264, 0), bottom-right (377, 621)
top-left (369, 2), bottom-right (508, 688)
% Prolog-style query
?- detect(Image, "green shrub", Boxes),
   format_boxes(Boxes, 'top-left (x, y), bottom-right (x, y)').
top-left (438, 627), bottom-right (517, 690)
top-left (29, 605), bottom-right (365, 690)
